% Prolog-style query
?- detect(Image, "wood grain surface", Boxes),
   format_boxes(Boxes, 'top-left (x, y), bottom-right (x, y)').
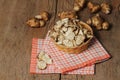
top-left (0, 0), bottom-right (120, 80)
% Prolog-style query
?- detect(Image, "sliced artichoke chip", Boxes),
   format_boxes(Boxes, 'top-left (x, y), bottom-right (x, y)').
top-left (37, 61), bottom-right (47, 70)
top-left (38, 51), bottom-right (45, 61)
top-left (75, 35), bottom-right (85, 45)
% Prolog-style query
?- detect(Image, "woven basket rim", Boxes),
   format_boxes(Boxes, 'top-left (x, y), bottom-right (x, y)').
top-left (50, 21), bottom-right (94, 49)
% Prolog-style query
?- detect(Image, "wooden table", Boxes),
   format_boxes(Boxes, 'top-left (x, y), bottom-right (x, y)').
top-left (0, 0), bottom-right (120, 80)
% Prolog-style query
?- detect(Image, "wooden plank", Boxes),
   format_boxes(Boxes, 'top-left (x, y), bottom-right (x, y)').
top-left (0, 0), bottom-right (60, 80)
top-left (60, 74), bottom-right (78, 80)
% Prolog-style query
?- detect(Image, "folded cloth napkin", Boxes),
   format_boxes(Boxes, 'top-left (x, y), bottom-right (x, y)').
top-left (30, 38), bottom-right (95, 75)
top-left (44, 36), bottom-right (110, 73)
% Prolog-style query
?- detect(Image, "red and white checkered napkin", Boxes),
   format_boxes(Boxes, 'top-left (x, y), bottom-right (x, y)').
top-left (44, 36), bottom-right (110, 73)
top-left (30, 38), bottom-right (95, 75)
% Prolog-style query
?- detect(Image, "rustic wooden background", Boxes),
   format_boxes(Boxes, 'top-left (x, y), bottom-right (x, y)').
top-left (0, 0), bottom-right (120, 80)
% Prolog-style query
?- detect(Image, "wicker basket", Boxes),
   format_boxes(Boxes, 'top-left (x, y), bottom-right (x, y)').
top-left (50, 21), bottom-right (93, 54)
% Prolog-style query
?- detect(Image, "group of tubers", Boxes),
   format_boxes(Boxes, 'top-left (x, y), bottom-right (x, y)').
top-left (26, 11), bottom-right (49, 28)
top-left (58, 11), bottom-right (78, 19)
top-left (26, 0), bottom-right (111, 31)
top-left (86, 14), bottom-right (109, 30)
top-left (73, 0), bottom-right (111, 14)
top-left (87, 2), bottom-right (111, 14)
top-left (73, 0), bottom-right (111, 30)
